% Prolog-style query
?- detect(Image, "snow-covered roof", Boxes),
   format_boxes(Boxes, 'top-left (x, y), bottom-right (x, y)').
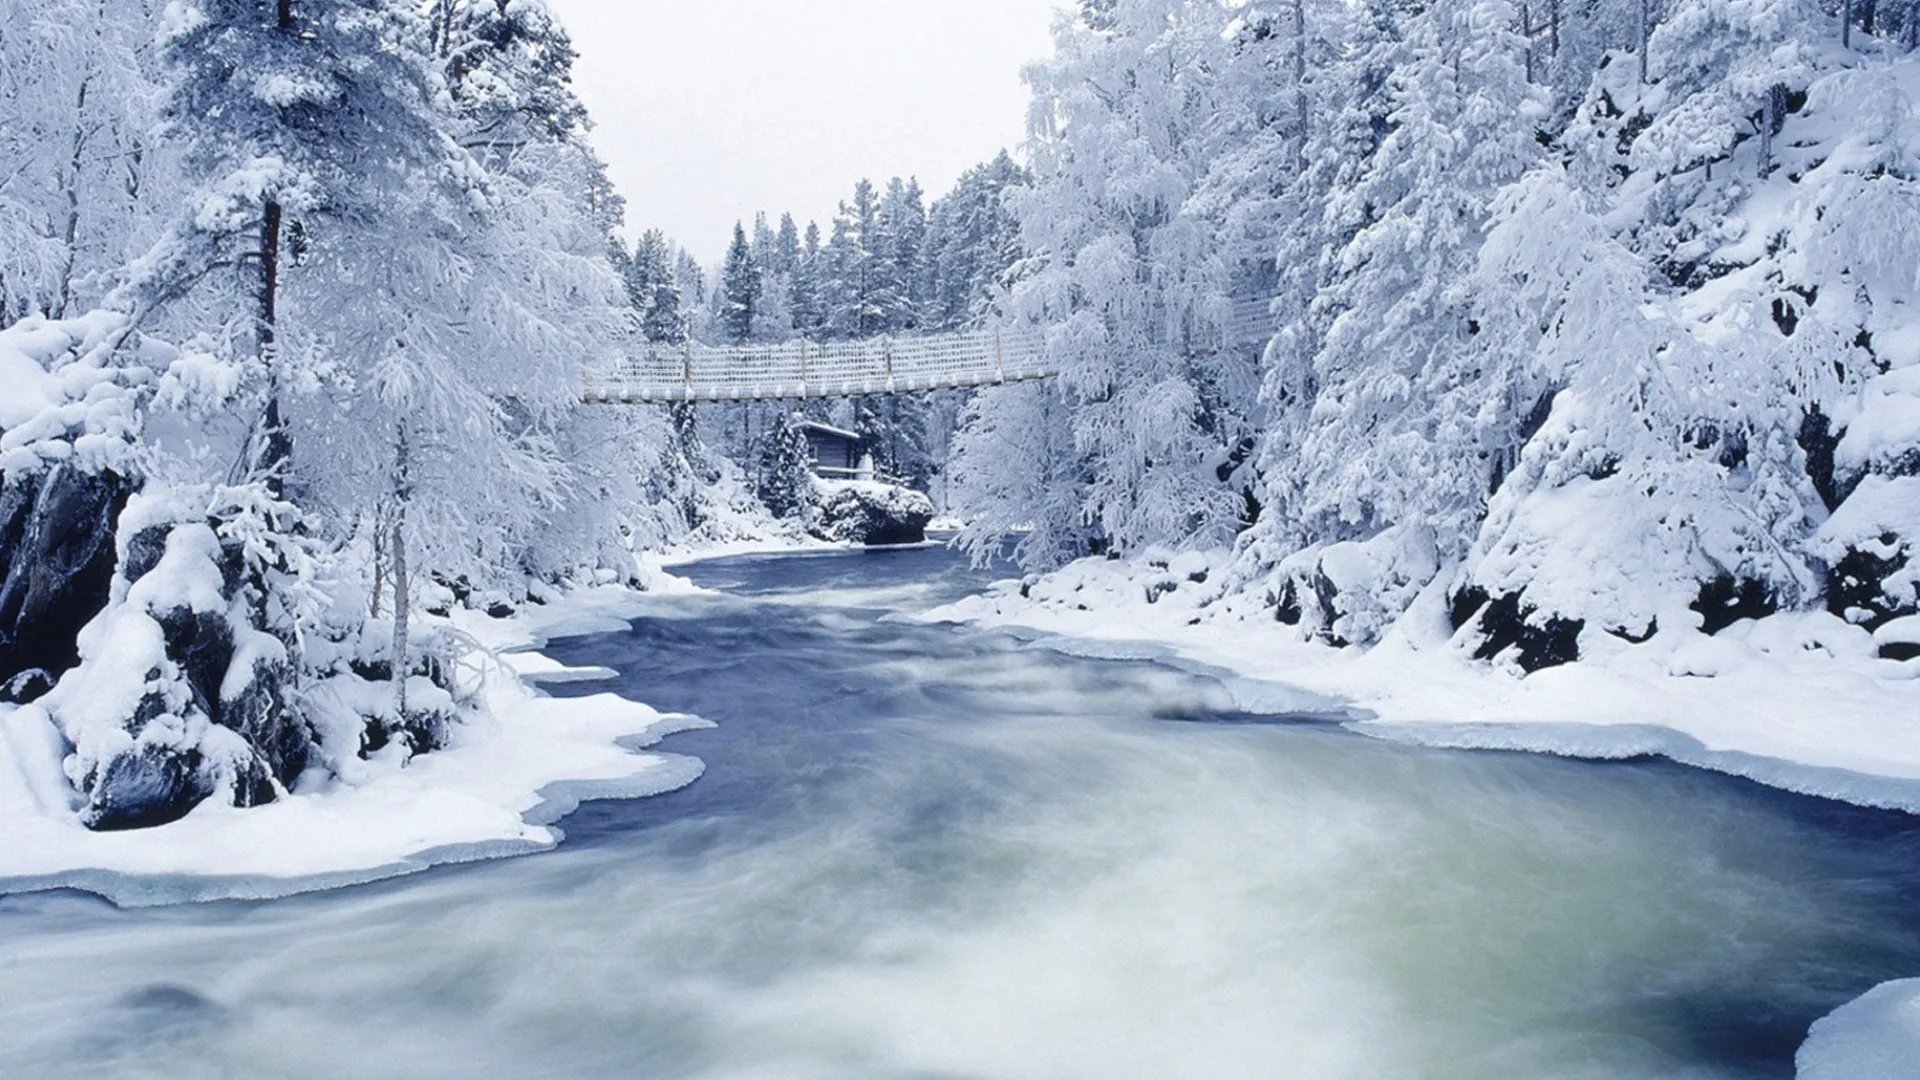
top-left (797, 420), bottom-right (859, 442)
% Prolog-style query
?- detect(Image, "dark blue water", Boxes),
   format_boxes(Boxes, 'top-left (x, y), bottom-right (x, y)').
top-left (3, 543), bottom-right (1919, 1079)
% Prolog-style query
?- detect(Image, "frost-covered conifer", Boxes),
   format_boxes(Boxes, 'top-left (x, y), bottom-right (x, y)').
top-left (627, 230), bottom-right (687, 343)
top-left (720, 222), bottom-right (761, 345)
top-left (952, 0), bottom-right (1254, 565)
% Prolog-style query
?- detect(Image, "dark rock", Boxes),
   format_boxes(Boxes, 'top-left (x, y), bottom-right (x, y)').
top-left (119, 522), bottom-right (173, 586)
top-left (1455, 588), bottom-right (1585, 672)
top-left (486, 601), bottom-right (515, 619)
top-left (1883, 642), bottom-right (1920, 663)
top-left (1607, 619), bottom-right (1659, 644)
top-left (1798, 407), bottom-right (1843, 511)
top-left (0, 466), bottom-right (137, 702)
top-left (1692, 575), bottom-right (1777, 635)
top-left (1449, 585), bottom-right (1490, 631)
top-left (3, 668), bottom-right (53, 700)
top-left (1273, 580), bottom-right (1303, 626)
top-left (1827, 536), bottom-right (1912, 630)
top-left (83, 743), bottom-right (209, 832)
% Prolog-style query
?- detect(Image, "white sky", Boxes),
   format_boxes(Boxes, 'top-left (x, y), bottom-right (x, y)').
top-left (544, 0), bottom-right (1063, 264)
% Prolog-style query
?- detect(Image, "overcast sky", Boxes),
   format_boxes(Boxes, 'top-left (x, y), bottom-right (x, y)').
top-left (543, 0), bottom-right (1063, 264)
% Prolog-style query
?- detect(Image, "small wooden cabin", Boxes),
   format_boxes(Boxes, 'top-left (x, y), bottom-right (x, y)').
top-left (798, 421), bottom-right (866, 478)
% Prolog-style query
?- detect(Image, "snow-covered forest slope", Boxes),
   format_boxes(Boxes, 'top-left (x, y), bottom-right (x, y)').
top-left (0, 0), bottom-right (702, 837)
top-left (952, 0), bottom-right (1920, 683)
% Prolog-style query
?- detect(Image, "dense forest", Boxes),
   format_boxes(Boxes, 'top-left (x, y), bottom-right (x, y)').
top-left (2, 0), bottom-right (1916, 832)
top-left (950, 0), bottom-right (1920, 676)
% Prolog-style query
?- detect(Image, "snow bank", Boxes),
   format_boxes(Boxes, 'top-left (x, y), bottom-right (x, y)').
top-left (0, 583), bottom-right (709, 906)
top-left (0, 311), bottom-right (146, 473)
top-left (925, 549), bottom-right (1920, 811)
top-left (1798, 979), bottom-right (1920, 1080)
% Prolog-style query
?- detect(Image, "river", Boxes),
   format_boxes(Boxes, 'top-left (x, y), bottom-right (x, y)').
top-left (3, 544), bottom-right (1919, 1079)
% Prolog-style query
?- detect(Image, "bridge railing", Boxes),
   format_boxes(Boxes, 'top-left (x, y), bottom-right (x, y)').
top-left (581, 298), bottom-right (1275, 404)
top-left (588, 327), bottom-right (1056, 403)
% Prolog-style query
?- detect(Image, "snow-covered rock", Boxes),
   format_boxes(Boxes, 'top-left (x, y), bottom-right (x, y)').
top-left (812, 479), bottom-right (935, 547)
top-left (0, 313), bottom-right (149, 703)
top-left (1262, 527), bottom-right (1441, 649)
top-left (41, 494), bottom-right (305, 830)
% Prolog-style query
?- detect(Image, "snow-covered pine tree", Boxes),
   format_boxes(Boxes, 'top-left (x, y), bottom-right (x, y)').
top-left (921, 151), bottom-right (1029, 332)
top-left (789, 220), bottom-right (827, 339)
top-left (874, 177), bottom-right (928, 334)
top-left (720, 222), bottom-right (760, 345)
top-left (429, 0), bottom-right (668, 587)
top-left (823, 180), bottom-right (886, 340)
top-left (754, 412), bottom-right (815, 520)
top-left (628, 229), bottom-right (687, 343)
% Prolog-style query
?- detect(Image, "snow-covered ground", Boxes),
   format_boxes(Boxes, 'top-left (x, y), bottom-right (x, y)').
top-left (1798, 977), bottom-right (1920, 1080)
top-left (0, 581), bottom-right (709, 906)
top-left (924, 549), bottom-right (1920, 810)
top-left (648, 535), bottom-right (851, 568)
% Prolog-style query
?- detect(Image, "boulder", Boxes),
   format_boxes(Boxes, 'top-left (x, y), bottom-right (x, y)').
top-left (0, 465), bottom-right (136, 702)
top-left (812, 480), bottom-right (935, 546)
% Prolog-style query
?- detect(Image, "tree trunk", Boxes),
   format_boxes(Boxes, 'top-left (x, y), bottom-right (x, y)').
top-left (1293, 0), bottom-right (1309, 174)
top-left (369, 513), bottom-right (387, 619)
top-left (254, 199), bottom-right (292, 497)
top-left (1760, 85), bottom-right (1780, 177)
top-left (390, 426), bottom-right (412, 720)
top-left (53, 74), bottom-right (95, 320)
top-left (1522, 1), bottom-right (1535, 83)
top-left (1639, 0), bottom-right (1653, 83)
top-left (1843, 0), bottom-right (1853, 46)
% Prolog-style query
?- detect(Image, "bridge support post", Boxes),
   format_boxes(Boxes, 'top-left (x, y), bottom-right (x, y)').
top-left (994, 327), bottom-right (1005, 383)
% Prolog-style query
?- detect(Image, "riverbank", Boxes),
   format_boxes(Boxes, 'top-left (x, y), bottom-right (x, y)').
top-left (922, 548), bottom-right (1920, 812)
top-left (0, 580), bottom-right (706, 906)
top-left (921, 549), bottom-right (1920, 1079)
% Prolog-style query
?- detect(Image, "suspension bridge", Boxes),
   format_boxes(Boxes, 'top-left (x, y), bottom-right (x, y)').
top-left (580, 298), bottom-right (1276, 404)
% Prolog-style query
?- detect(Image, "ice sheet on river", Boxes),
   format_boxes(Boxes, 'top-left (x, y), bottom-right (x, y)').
top-left (0, 585), bottom-right (708, 906)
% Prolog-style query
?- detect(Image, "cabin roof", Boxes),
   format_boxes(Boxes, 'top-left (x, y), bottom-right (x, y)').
top-left (796, 420), bottom-right (860, 442)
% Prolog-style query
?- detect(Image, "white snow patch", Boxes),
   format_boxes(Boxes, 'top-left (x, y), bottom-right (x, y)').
top-left (1798, 979), bottom-right (1920, 1080)
top-left (649, 535), bottom-right (854, 569)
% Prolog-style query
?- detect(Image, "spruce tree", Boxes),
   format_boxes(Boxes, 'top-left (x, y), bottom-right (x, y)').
top-left (628, 229), bottom-right (685, 342)
top-left (755, 413), bottom-right (816, 520)
top-left (789, 220), bottom-right (825, 338)
top-left (720, 221), bottom-right (760, 345)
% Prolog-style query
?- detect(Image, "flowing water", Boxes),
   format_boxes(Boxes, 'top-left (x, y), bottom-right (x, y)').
top-left (4, 545), bottom-right (1920, 1079)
